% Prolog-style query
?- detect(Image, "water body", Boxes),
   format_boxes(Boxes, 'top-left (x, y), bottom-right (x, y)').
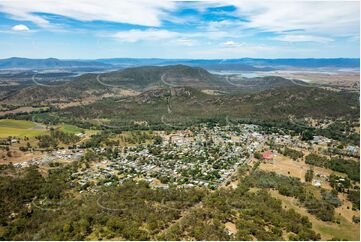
top-left (209, 70), bottom-right (266, 78)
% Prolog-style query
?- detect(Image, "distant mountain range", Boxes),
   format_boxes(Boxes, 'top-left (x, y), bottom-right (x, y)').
top-left (0, 57), bottom-right (359, 70)
top-left (0, 57), bottom-right (111, 70)
top-left (97, 57), bottom-right (360, 69)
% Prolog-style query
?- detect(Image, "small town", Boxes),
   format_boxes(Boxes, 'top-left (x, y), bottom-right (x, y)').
top-left (7, 123), bottom-right (359, 195)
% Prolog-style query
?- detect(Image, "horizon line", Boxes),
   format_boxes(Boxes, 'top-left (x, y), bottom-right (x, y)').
top-left (1, 56), bottom-right (360, 60)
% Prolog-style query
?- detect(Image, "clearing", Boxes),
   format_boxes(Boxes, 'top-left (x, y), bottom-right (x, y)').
top-left (259, 153), bottom-right (345, 189)
top-left (269, 190), bottom-right (360, 241)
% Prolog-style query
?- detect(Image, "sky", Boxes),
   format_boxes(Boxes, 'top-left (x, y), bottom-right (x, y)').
top-left (0, 0), bottom-right (359, 59)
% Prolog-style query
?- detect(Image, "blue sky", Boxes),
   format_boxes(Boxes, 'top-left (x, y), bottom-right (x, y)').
top-left (0, 0), bottom-right (359, 59)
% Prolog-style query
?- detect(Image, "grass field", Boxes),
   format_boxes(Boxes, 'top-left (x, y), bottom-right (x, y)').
top-left (0, 127), bottom-right (46, 138)
top-left (0, 120), bottom-right (92, 138)
top-left (0, 119), bottom-right (47, 138)
top-left (59, 124), bottom-right (83, 134)
top-left (0, 119), bottom-right (35, 129)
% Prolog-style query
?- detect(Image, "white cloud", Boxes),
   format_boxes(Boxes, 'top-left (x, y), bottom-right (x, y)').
top-left (176, 38), bottom-right (195, 46)
top-left (273, 34), bottom-right (333, 44)
top-left (231, 1), bottom-right (360, 36)
top-left (0, 0), bottom-right (359, 39)
top-left (207, 20), bottom-right (243, 31)
top-left (221, 40), bottom-right (242, 47)
top-left (0, 0), bottom-right (175, 27)
top-left (202, 1), bottom-right (360, 37)
top-left (11, 24), bottom-right (30, 32)
top-left (201, 30), bottom-right (236, 39)
top-left (112, 28), bottom-right (236, 43)
top-left (113, 29), bottom-right (178, 42)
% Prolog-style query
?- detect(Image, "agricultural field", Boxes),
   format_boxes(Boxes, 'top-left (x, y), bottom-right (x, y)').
top-left (0, 119), bottom-right (47, 138)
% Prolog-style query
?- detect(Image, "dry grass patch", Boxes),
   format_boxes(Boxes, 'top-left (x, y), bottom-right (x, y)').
top-left (335, 193), bottom-right (360, 223)
top-left (224, 222), bottom-right (237, 235)
top-left (259, 154), bottom-right (343, 189)
top-left (269, 190), bottom-right (360, 241)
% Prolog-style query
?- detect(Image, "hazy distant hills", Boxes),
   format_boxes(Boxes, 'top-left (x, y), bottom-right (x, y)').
top-left (0, 57), bottom-right (359, 70)
top-left (95, 58), bottom-right (276, 71)
top-left (0, 57), bottom-right (111, 69)
top-left (96, 58), bottom-right (360, 69)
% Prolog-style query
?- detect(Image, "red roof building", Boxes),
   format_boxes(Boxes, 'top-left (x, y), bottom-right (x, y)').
top-left (262, 151), bottom-right (273, 160)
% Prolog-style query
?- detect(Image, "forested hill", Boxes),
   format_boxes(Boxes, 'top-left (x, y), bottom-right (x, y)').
top-left (72, 64), bottom-right (223, 90)
top-left (67, 64), bottom-right (301, 91)
top-left (1, 65), bottom-right (302, 105)
top-left (58, 85), bottom-right (359, 128)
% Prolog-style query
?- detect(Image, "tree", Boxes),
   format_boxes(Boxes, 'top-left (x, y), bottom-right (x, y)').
top-left (305, 169), bottom-right (314, 182)
top-left (301, 130), bottom-right (314, 141)
top-left (254, 152), bottom-right (262, 159)
top-left (153, 135), bottom-right (163, 145)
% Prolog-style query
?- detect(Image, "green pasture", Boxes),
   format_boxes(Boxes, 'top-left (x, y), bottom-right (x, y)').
top-left (0, 119), bottom-right (47, 138)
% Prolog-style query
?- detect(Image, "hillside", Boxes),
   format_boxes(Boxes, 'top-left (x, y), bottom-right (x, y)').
top-left (68, 65), bottom-right (308, 93)
top-left (56, 85), bottom-right (359, 129)
top-left (88, 65), bottom-right (222, 90)
top-left (1, 65), bottom-right (305, 105)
